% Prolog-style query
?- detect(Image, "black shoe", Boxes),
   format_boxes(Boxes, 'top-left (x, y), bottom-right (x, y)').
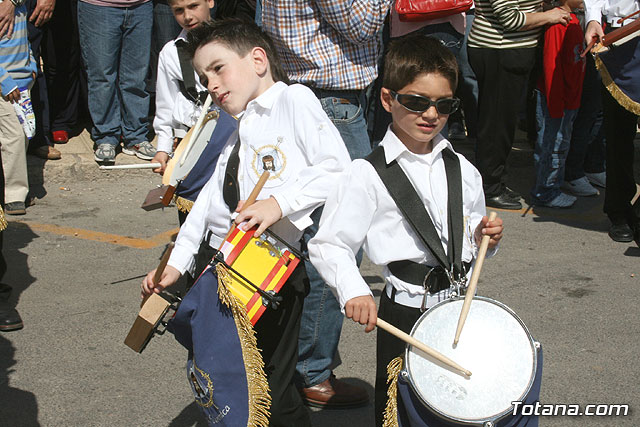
top-left (504, 187), bottom-right (522, 201)
top-left (0, 308), bottom-right (23, 331)
top-left (486, 192), bottom-right (522, 210)
top-left (608, 223), bottom-right (633, 243)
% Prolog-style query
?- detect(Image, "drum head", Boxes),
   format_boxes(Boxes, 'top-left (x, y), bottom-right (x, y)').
top-left (405, 297), bottom-right (537, 424)
top-left (164, 111), bottom-right (219, 187)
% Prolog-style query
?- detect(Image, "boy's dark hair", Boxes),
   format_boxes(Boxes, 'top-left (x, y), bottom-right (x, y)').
top-left (186, 18), bottom-right (290, 84)
top-left (382, 34), bottom-right (458, 92)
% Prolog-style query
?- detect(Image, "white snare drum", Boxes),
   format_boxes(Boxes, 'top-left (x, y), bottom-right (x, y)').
top-left (404, 296), bottom-right (540, 426)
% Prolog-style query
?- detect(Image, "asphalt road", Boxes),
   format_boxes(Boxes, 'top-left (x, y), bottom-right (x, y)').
top-left (1, 130), bottom-right (638, 427)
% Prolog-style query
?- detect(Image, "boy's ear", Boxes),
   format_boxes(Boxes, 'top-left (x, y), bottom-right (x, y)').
top-left (251, 47), bottom-right (269, 77)
top-left (380, 88), bottom-right (393, 114)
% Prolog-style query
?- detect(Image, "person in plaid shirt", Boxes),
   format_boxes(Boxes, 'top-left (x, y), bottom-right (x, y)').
top-left (262, 0), bottom-right (392, 409)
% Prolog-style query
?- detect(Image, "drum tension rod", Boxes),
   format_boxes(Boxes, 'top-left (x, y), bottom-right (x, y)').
top-left (210, 250), bottom-right (283, 310)
top-left (263, 229), bottom-right (308, 261)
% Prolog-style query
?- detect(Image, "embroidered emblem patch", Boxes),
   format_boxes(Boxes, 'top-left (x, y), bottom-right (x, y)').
top-left (187, 359), bottom-right (218, 411)
top-left (251, 137), bottom-right (287, 180)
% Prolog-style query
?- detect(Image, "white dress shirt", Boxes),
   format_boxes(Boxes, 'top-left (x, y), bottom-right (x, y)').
top-left (584, 0), bottom-right (639, 26)
top-left (168, 82), bottom-right (351, 275)
top-left (309, 128), bottom-right (497, 311)
top-left (153, 30), bottom-right (208, 154)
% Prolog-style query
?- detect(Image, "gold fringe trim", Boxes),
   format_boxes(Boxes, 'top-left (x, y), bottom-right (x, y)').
top-left (382, 356), bottom-right (404, 427)
top-left (0, 206), bottom-right (6, 232)
top-left (595, 54), bottom-right (640, 115)
top-left (174, 196), bottom-right (194, 213)
top-left (216, 264), bottom-right (271, 427)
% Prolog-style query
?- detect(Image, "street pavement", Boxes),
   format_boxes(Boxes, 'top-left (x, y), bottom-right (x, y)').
top-left (1, 128), bottom-right (639, 427)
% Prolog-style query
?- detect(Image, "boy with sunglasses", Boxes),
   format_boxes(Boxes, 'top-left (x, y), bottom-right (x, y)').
top-left (308, 34), bottom-right (504, 426)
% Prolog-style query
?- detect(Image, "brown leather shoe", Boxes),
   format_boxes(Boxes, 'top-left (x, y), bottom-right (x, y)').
top-left (32, 145), bottom-right (61, 160)
top-left (299, 374), bottom-right (369, 409)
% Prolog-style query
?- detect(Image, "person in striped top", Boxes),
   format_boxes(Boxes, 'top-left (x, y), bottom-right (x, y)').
top-left (0, 1), bottom-right (37, 215)
top-left (468, 0), bottom-right (571, 210)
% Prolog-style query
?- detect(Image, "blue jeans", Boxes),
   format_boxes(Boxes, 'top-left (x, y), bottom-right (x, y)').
top-left (296, 88), bottom-right (371, 387)
top-left (564, 55), bottom-right (606, 181)
top-left (78, 1), bottom-right (152, 147)
top-left (532, 90), bottom-right (578, 203)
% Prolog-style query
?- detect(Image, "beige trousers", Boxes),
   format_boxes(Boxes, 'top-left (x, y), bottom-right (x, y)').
top-left (0, 95), bottom-right (29, 204)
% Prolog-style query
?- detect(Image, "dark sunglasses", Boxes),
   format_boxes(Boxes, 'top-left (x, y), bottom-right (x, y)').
top-left (389, 90), bottom-right (460, 115)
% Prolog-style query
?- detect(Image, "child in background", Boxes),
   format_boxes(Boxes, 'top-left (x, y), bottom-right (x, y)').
top-left (0, 1), bottom-right (37, 216)
top-left (531, 0), bottom-right (586, 208)
top-left (308, 34), bottom-right (503, 426)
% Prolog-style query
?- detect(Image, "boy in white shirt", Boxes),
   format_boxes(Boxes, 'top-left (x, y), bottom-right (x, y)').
top-left (151, 0), bottom-right (215, 173)
top-left (308, 34), bottom-right (504, 426)
top-left (141, 19), bottom-right (351, 425)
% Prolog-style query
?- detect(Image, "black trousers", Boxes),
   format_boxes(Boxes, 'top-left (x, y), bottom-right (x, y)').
top-left (193, 240), bottom-right (312, 426)
top-left (42, 0), bottom-right (86, 134)
top-left (468, 47), bottom-right (537, 197)
top-left (602, 88), bottom-right (640, 224)
top-left (374, 290), bottom-right (423, 427)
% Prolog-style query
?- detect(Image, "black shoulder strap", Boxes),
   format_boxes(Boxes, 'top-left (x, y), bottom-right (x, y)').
top-left (365, 145), bottom-right (464, 278)
top-left (175, 40), bottom-right (207, 105)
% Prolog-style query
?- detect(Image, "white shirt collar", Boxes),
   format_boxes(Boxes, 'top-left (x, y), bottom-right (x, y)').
top-left (380, 126), bottom-right (453, 164)
top-left (175, 29), bottom-right (189, 43)
top-left (245, 81), bottom-right (287, 113)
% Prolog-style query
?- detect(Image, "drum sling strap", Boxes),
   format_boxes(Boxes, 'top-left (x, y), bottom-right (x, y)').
top-left (175, 40), bottom-right (209, 106)
top-left (365, 145), bottom-right (466, 294)
top-left (223, 137), bottom-right (241, 213)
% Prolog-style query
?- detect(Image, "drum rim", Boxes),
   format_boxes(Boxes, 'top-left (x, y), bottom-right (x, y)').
top-left (403, 295), bottom-right (539, 425)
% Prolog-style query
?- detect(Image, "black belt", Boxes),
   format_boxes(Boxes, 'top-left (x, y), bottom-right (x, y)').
top-left (388, 260), bottom-right (471, 294)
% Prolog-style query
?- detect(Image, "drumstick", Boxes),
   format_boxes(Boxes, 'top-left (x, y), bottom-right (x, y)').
top-left (180, 94), bottom-right (213, 167)
top-left (580, 38), bottom-right (598, 58)
top-left (453, 211), bottom-right (498, 346)
top-left (100, 163), bottom-right (162, 170)
top-left (218, 171), bottom-right (271, 249)
top-left (617, 10), bottom-right (640, 24)
top-left (243, 171), bottom-right (270, 209)
top-left (142, 242), bottom-right (175, 307)
top-left (376, 318), bottom-right (472, 377)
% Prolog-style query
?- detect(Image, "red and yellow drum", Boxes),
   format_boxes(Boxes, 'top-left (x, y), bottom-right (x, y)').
top-left (218, 225), bottom-right (300, 325)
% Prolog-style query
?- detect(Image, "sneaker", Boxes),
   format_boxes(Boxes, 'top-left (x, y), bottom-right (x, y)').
top-left (122, 141), bottom-right (156, 160)
top-left (4, 202), bottom-right (26, 215)
top-left (539, 192), bottom-right (577, 208)
top-left (94, 143), bottom-right (116, 162)
top-left (585, 172), bottom-right (606, 188)
top-left (561, 177), bottom-right (599, 197)
top-left (448, 122), bottom-right (466, 141)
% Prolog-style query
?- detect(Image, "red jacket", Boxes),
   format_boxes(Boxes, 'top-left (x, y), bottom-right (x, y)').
top-left (537, 12), bottom-right (586, 119)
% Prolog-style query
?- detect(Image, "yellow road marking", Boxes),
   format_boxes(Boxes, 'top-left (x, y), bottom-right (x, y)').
top-left (9, 220), bottom-right (179, 249)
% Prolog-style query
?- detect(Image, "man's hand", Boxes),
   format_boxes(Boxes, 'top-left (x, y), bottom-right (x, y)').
top-left (474, 215), bottom-right (504, 249)
top-left (141, 265), bottom-right (181, 298)
top-left (151, 151), bottom-right (170, 175)
top-left (234, 196), bottom-right (283, 237)
top-left (2, 88), bottom-right (20, 103)
top-left (0, 1), bottom-right (15, 39)
top-left (585, 20), bottom-right (604, 45)
top-left (29, 0), bottom-right (55, 27)
top-left (345, 295), bottom-right (378, 333)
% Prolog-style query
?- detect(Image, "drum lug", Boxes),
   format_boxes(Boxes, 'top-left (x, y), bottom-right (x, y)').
top-left (400, 370), bottom-right (409, 379)
top-left (483, 422), bottom-right (494, 427)
top-left (534, 341), bottom-right (541, 350)
top-left (262, 290), bottom-right (283, 310)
